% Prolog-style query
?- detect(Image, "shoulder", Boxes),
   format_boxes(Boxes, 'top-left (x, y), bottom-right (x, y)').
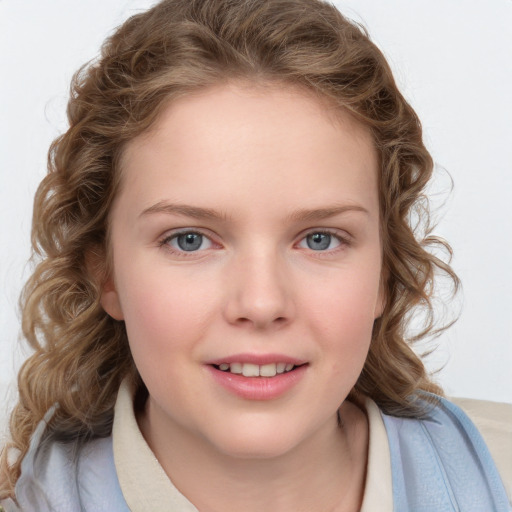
top-left (380, 395), bottom-right (512, 511)
top-left (451, 397), bottom-right (512, 503)
top-left (2, 415), bottom-right (129, 512)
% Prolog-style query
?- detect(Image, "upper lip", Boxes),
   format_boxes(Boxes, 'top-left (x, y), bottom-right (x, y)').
top-left (205, 353), bottom-right (308, 366)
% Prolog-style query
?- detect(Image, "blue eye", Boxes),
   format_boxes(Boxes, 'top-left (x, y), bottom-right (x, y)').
top-left (168, 232), bottom-right (212, 252)
top-left (299, 232), bottom-right (341, 251)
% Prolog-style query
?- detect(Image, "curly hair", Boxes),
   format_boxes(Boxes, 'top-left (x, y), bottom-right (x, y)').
top-left (0, 0), bottom-right (458, 497)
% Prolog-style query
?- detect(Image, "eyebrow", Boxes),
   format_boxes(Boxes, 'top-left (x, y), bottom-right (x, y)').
top-left (139, 201), bottom-right (368, 222)
top-left (286, 204), bottom-right (369, 222)
top-left (139, 201), bottom-right (229, 221)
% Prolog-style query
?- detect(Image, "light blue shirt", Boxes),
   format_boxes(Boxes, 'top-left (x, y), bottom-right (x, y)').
top-left (2, 396), bottom-right (510, 511)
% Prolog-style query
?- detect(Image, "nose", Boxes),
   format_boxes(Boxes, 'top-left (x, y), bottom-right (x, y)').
top-left (223, 249), bottom-right (294, 330)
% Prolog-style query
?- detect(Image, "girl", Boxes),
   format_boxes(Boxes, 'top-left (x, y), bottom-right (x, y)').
top-left (1, 0), bottom-right (510, 510)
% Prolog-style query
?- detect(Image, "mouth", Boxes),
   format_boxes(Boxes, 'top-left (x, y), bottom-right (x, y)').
top-left (205, 354), bottom-right (309, 399)
top-left (211, 362), bottom-right (305, 377)
top-left (206, 359), bottom-right (308, 400)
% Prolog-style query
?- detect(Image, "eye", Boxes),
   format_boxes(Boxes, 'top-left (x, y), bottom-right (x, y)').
top-left (298, 231), bottom-right (342, 251)
top-left (165, 231), bottom-right (213, 252)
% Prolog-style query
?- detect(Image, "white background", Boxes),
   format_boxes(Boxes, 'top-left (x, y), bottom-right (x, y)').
top-left (1, 0), bottom-right (511, 433)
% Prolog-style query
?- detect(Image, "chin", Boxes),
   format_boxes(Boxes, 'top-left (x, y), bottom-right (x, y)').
top-left (206, 418), bottom-right (313, 460)
top-left (217, 436), bottom-right (298, 460)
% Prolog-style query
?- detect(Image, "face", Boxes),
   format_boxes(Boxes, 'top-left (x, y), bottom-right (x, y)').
top-left (102, 83), bottom-right (383, 460)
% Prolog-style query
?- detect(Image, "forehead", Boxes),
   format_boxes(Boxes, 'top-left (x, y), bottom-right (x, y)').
top-left (118, 83), bottom-right (378, 219)
top-left (125, 82), bottom-right (375, 161)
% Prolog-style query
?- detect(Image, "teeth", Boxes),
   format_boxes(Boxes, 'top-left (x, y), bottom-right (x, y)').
top-left (260, 363), bottom-right (277, 377)
top-left (242, 363), bottom-right (260, 377)
top-left (230, 362), bottom-right (243, 374)
top-left (216, 362), bottom-right (298, 377)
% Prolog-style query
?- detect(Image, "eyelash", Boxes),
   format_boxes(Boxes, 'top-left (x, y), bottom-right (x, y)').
top-left (158, 228), bottom-right (351, 257)
top-left (298, 229), bottom-right (352, 254)
top-left (158, 229), bottom-right (217, 257)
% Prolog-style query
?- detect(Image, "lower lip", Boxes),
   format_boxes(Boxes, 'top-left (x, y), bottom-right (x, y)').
top-left (206, 365), bottom-right (308, 400)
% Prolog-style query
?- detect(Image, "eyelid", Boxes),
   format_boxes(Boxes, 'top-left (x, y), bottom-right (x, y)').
top-left (295, 228), bottom-right (353, 250)
top-left (156, 226), bottom-right (352, 256)
top-left (158, 228), bottom-right (221, 255)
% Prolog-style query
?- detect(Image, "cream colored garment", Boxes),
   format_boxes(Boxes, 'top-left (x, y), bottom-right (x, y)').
top-left (113, 381), bottom-right (198, 511)
top-left (112, 381), bottom-right (510, 511)
top-left (359, 398), bottom-right (393, 512)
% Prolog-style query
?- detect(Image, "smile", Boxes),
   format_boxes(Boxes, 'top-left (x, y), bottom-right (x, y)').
top-left (206, 357), bottom-right (308, 400)
top-left (213, 362), bottom-right (298, 377)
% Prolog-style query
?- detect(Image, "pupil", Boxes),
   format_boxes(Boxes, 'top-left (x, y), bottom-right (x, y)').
top-left (177, 233), bottom-right (202, 251)
top-left (307, 233), bottom-right (330, 250)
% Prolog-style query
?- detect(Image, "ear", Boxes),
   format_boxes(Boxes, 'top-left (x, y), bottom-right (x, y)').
top-left (100, 278), bottom-right (124, 321)
top-left (86, 247), bottom-right (124, 321)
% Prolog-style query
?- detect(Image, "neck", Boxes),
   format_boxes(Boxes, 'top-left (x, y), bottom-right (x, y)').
top-left (138, 400), bottom-right (369, 512)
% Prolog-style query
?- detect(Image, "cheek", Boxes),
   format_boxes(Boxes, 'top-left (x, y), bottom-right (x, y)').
top-left (118, 269), bottom-right (218, 360)
top-left (304, 267), bottom-right (380, 361)
top-left (310, 265), bottom-right (380, 321)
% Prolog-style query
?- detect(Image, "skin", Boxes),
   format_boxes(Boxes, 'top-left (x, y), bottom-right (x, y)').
top-left (101, 83), bottom-right (384, 512)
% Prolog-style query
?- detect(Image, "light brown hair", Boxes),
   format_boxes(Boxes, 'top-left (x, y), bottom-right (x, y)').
top-left (0, 0), bottom-right (458, 497)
